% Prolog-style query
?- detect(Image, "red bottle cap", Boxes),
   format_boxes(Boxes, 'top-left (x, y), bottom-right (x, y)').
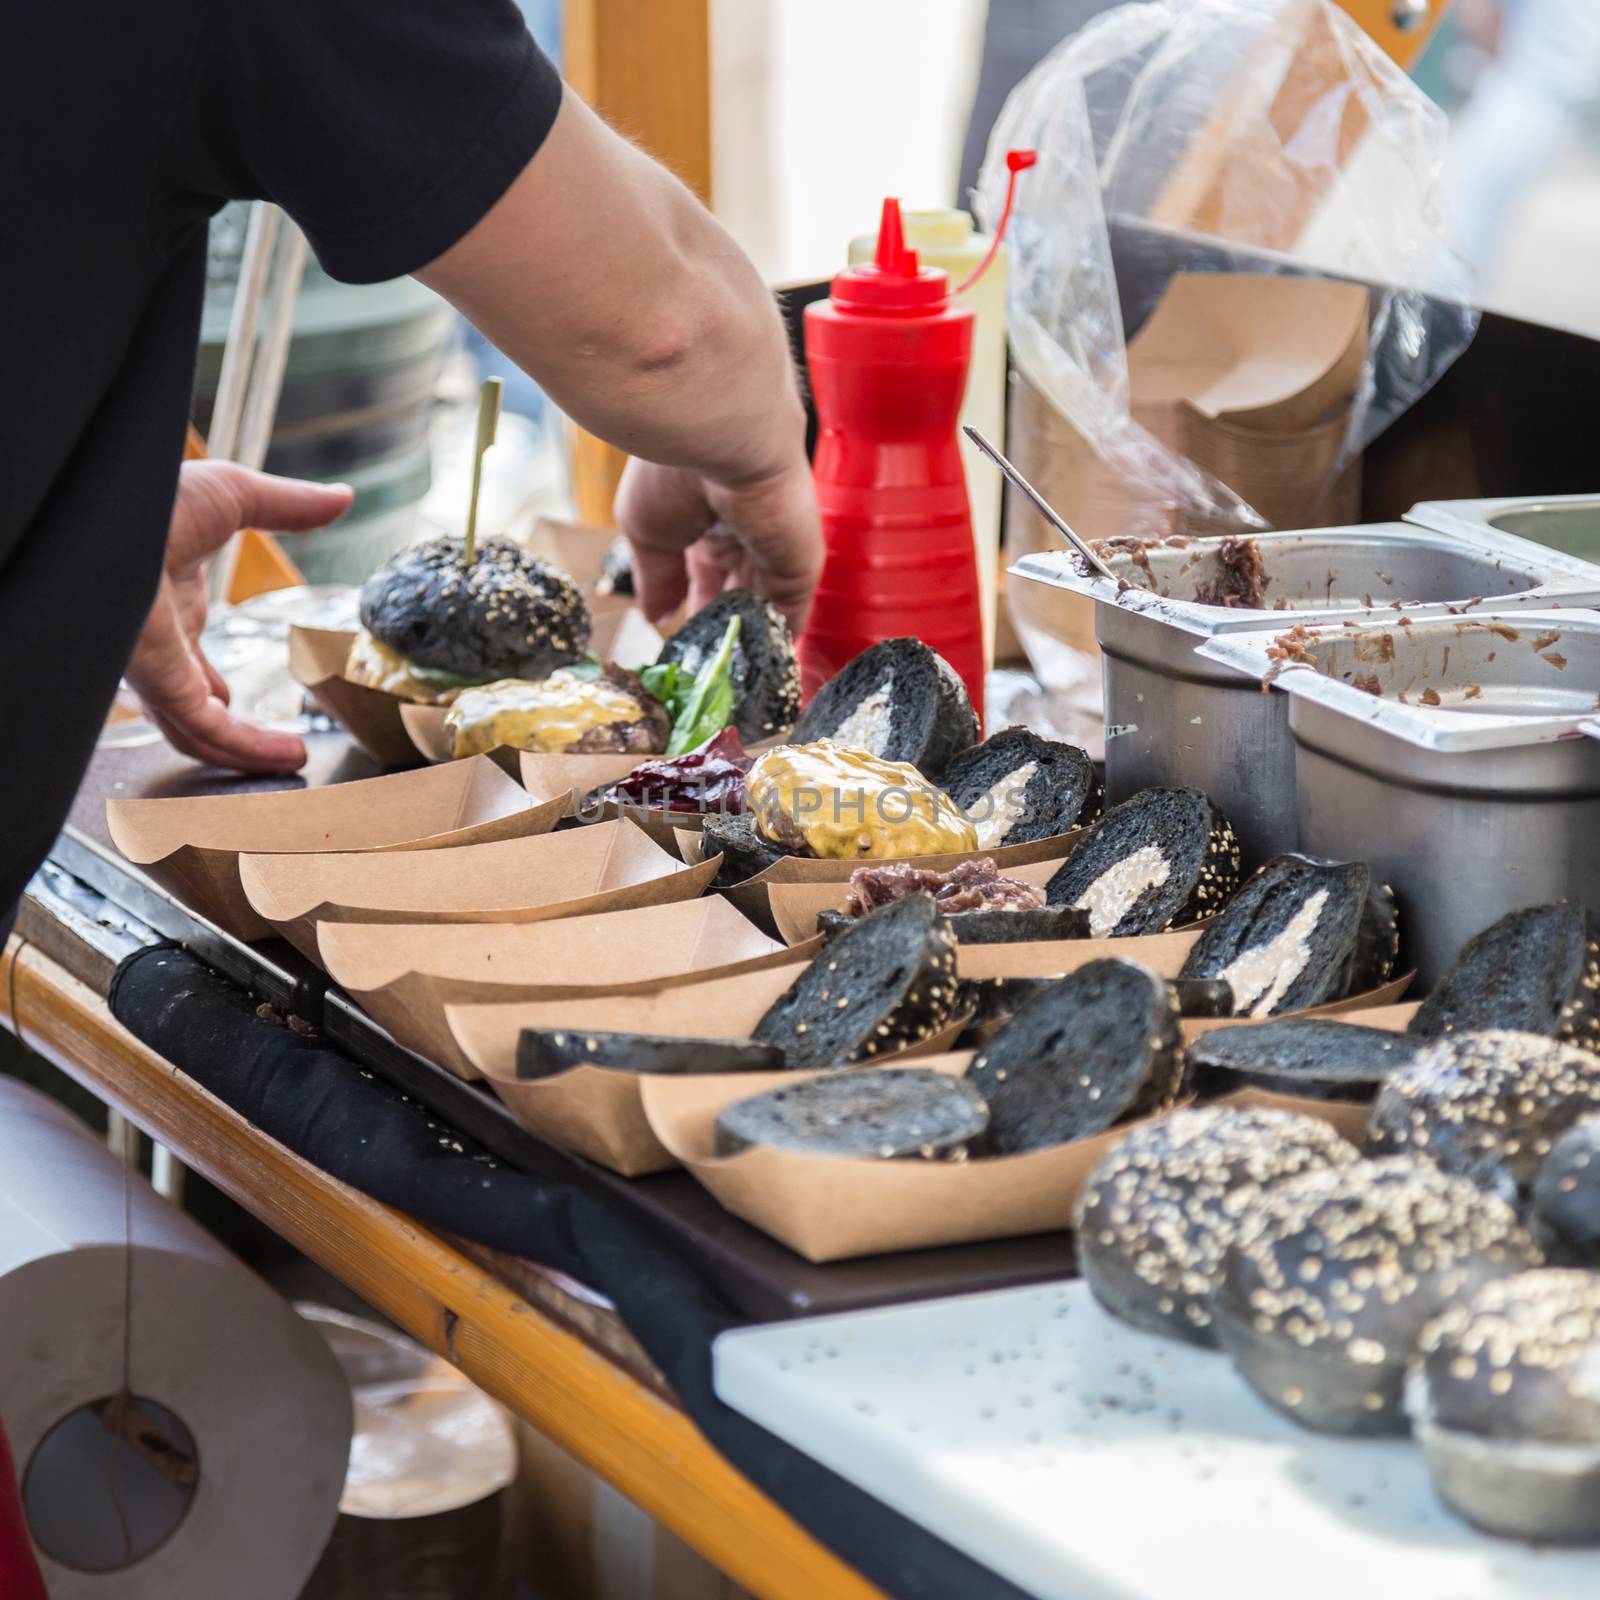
top-left (829, 198), bottom-right (949, 314)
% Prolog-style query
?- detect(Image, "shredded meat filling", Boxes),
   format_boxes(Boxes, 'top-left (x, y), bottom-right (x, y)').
top-left (845, 858), bottom-right (1046, 917)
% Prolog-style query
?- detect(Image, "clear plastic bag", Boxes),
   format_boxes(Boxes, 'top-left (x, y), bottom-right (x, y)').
top-left (976, 0), bottom-right (1478, 538)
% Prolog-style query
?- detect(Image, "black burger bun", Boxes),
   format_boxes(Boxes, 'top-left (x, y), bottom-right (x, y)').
top-left (359, 534), bottom-right (591, 681)
top-left (656, 589), bottom-right (801, 742)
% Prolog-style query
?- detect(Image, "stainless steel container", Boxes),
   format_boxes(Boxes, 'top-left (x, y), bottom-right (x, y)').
top-left (1198, 611), bottom-right (1600, 987)
top-left (1011, 522), bottom-right (1600, 865)
top-left (1409, 493), bottom-right (1600, 569)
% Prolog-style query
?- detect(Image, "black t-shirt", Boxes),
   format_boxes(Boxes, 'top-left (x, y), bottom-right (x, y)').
top-left (0, 1), bottom-right (562, 918)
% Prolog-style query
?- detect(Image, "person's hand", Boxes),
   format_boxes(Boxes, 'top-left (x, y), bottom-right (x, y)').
top-left (614, 449), bottom-right (823, 634)
top-left (126, 461), bottom-right (353, 772)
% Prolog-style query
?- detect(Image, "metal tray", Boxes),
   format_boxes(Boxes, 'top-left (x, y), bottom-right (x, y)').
top-left (1198, 611), bottom-right (1600, 985)
top-left (1010, 521), bottom-right (1600, 864)
top-left (1409, 493), bottom-right (1600, 570)
top-left (50, 735), bottom-right (1075, 1323)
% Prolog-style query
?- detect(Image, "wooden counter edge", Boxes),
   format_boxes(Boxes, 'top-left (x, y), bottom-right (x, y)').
top-left (0, 936), bottom-right (883, 1600)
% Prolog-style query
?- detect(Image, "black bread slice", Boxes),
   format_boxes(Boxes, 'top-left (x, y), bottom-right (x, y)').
top-left (816, 904), bottom-right (1090, 944)
top-left (941, 727), bottom-right (1100, 846)
top-left (752, 895), bottom-right (961, 1071)
top-left (517, 1029), bottom-right (784, 1080)
top-left (656, 589), bottom-right (801, 742)
top-left (1534, 1116), bottom-right (1600, 1261)
top-left (1410, 1270), bottom-right (1600, 1543)
top-left (1189, 1019), bottom-right (1421, 1101)
top-left (1044, 787), bottom-right (1240, 936)
top-left (958, 974), bottom-right (1230, 1036)
top-left (1408, 903), bottom-right (1600, 1048)
top-left (1179, 854), bottom-right (1371, 1017)
top-left (701, 811), bottom-right (789, 887)
top-left (1076, 1105), bottom-right (1357, 1345)
top-left (1367, 1030), bottom-right (1600, 1211)
top-left (964, 959), bottom-right (1184, 1154)
top-left (1214, 1157), bottom-right (1540, 1434)
top-left (714, 1068), bottom-right (989, 1160)
top-left (791, 638), bottom-right (978, 778)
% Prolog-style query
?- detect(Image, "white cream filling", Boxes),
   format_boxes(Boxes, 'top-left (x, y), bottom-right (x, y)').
top-left (1074, 844), bottom-right (1171, 937)
top-left (970, 760), bottom-right (1039, 849)
top-left (1220, 889), bottom-right (1329, 1017)
top-left (830, 676), bottom-right (895, 756)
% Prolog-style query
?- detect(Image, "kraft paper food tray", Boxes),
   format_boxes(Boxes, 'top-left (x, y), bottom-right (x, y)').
top-left (238, 817), bottom-right (718, 961)
top-left (447, 963), bottom-right (969, 1175)
top-left (641, 1054), bottom-right (1180, 1262)
top-left (318, 897), bottom-right (809, 1081)
top-left (1126, 272), bottom-right (1367, 435)
top-left (107, 756), bottom-right (564, 943)
top-left (288, 624), bottom-right (419, 769)
top-left (684, 828), bottom-right (1086, 935)
top-left (640, 1058), bottom-right (1388, 1265)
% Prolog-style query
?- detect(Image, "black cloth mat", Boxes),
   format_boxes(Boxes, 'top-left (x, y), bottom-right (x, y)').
top-left (110, 946), bottom-right (1034, 1600)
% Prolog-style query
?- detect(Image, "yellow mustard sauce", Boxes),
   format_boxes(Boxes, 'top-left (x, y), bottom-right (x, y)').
top-left (445, 671), bottom-right (651, 757)
top-left (746, 740), bottom-right (977, 859)
top-left (343, 631), bottom-right (449, 704)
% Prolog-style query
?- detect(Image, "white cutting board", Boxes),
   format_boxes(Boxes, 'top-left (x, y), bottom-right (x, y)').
top-left (714, 1281), bottom-right (1600, 1600)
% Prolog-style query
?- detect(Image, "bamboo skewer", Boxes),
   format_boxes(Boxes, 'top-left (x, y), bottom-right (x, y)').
top-left (463, 377), bottom-right (503, 566)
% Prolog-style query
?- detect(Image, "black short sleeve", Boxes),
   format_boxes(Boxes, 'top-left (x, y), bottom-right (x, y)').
top-left (174, 0), bottom-right (564, 283)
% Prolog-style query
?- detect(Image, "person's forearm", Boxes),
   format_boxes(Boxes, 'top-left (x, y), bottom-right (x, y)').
top-left (419, 89), bottom-right (804, 487)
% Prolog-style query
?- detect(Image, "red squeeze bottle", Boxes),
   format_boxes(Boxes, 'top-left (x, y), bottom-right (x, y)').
top-left (799, 198), bottom-right (984, 722)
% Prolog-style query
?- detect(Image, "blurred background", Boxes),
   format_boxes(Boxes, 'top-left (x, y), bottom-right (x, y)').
top-left (205, 0), bottom-right (1600, 587)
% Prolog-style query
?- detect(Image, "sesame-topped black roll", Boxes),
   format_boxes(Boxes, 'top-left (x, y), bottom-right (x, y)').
top-left (1044, 787), bottom-right (1240, 936)
top-left (751, 895), bottom-right (962, 1071)
top-left (1367, 1030), bottom-right (1600, 1211)
top-left (359, 534), bottom-right (590, 682)
top-left (1410, 1269), bottom-right (1600, 1543)
top-left (964, 959), bottom-right (1185, 1154)
top-left (654, 589), bottom-right (800, 742)
top-left (1407, 903), bottom-right (1600, 1051)
top-left (1214, 1156), bottom-right (1540, 1435)
top-left (940, 727), bottom-right (1100, 848)
top-left (1535, 1116), bottom-right (1600, 1263)
top-left (1187, 1018), bottom-right (1422, 1102)
top-left (1076, 1105), bottom-right (1357, 1346)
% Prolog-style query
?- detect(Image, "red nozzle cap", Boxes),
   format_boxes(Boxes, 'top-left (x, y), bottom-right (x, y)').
top-left (830, 197), bottom-right (949, 314)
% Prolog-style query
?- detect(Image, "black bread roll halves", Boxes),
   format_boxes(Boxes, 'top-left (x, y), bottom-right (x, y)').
top-left (1408, 903), bottom-right (1600, 1050)
top-left (1076, 1105), bottom-right (1357, 1346)
top-left (1367, 1030), bottom-right (1600, 1212)
top-left (359, 534), bottom-right (590, 680)
top-left (1214, 1156), bottom-right (1540, 1435)
top-left (656, 589), bottom-right (800, 742)
top-left (751, 895), bottom-right (961, 1071)
top-left (1188, 1018), bottom-right (1421, 1102)
top-left (940, 727), bottom-right (1100, 848)
top-left (516, 1029), bottom-right (784, 1080)
top-left (964, 958), bottom-right (1185, 1154)
top-left (1410, 1269), bottom-right (1600, 1543)
top-left (1179, 854), bottom-right (1373, 1017)
top-left (715, 1068), bottom-right (989, 1161)
top-left (792, 638), bottom-right (978, 779)
top-left (1045, 787), bottom-right (1240, 937)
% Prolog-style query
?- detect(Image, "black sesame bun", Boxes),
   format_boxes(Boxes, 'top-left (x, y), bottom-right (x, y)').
top-left (1044, 788), bottom-right (1240, 936)
top-left (1076, 1105), bottom-right (1357, 1346)
top-left (792, 638), bottom-right (978, 779)
top-left (656, 589), bottom-right (801, 742)
top-left (964, 959), bottom-right (1185, 1154)
top-left (1367, 1030), bottom-right (1600, 1211)
top-left (957, 973), bottom-right (1230, 1036)
top-left (1179, 854), bottom-right (1372, 1017)
top-left (359, 534), bottom-right (591, 681)
top-left (751, 895), bottom-right (962, 1071)
top-left (1408, 903), bottom-right (1600, 1050)
top-left (1347, 878), bottom-right (1401, 993)
top-left (1188, 1019), bottom-right (1422, 1102)
top-left (701, 811), bottom-right (788, 886)
top-left (1535, 1116), bottom-right (1600, 1262)
top-left (1410, 1269), bottom-right (1600, 1543)
top-left (517, 1029), bottom-right (783, 1079)
top-left (714, 1068), bottom-right (989, 1160)
top-left (1214, 1156), bottom-right (1540, 1435)
top-left (940, 728), bottom-right (1100, 848)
